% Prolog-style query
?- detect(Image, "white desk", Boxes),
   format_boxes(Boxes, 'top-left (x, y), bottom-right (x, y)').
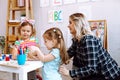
top-left (0, 60), bottom-right (43, 80)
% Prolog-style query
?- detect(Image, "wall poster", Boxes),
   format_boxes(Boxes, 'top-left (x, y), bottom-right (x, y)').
top-left (48, 10), bottom-right (63, 23)
top-left (88, 20), bottom-right (108, 50)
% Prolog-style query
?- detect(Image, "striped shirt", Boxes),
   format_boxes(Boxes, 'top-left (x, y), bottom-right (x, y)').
top-left (15, 37), bottom-right (39, 48)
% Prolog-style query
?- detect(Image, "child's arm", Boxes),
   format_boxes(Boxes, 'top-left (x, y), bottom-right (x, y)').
top-left (36, 44), bottom-right (40, 48)
top-left (27, 45), bottom-right (41, 61)
top-left (27, 51), bottom-right (39, 61)
top-left (28, 46), bottom-right (55, 62)
top-left (36, 49), bottom-right (55, 62)
top-left (10, 45), bottom-right (18, 60)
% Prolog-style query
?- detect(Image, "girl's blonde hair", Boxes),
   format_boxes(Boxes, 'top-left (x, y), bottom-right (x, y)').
top-left (43, 27), bottom-right (69, 64)
top-left (18, 21), bottom-right (36, 36)
top-left (69, 13), bottom-right (93, 40)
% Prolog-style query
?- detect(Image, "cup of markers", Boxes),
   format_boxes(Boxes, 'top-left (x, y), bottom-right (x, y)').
top-left (17, 47), bottom-right (27, 65)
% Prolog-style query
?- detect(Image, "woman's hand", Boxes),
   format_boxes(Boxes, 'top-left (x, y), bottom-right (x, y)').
top-left (59, 65), bottom-right (70, 77)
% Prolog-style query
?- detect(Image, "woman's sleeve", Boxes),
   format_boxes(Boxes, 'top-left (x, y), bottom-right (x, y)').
top-left (69, 37), bottom-right (100, 78)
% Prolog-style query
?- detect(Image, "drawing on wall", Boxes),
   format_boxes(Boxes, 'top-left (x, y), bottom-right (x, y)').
top-left (63, 0), bottom-right (76, 4)
top-left (88, 20), bottom-right (108, 50)
top-left (48, 10), bottom-right (63, 23)
top-left (40, 0), bottom-right (50, 7)
top-left (52, 0), bottom-right (62, 6)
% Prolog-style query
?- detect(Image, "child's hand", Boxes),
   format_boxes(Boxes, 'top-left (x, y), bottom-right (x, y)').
top-left (27, 46), bottom-right (44, 61)
top-left (27, 46), bottom-right (40, 60)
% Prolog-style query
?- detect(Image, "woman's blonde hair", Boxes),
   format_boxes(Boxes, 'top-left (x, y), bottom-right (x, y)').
top-left (43, 27), bottom-right (69, 64)
top-left (69, 13), bottom-right (93, 40)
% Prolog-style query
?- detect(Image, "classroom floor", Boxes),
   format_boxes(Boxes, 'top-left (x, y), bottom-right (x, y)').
top-left (0, 71), bottom-right (72, 80)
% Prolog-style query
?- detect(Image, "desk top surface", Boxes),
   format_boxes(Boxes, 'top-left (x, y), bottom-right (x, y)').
top-left (0, 60), bottom-right (43, 68)
top-left (0, 60), bottom-right (43, 73)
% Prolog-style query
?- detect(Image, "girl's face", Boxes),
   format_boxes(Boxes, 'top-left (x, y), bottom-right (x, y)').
top-left (20, 25), bottom-right (32, 40)
top-left (44, 39), bottom-right (55, 50)
top-left (68, 19), bottom-right (76, 36)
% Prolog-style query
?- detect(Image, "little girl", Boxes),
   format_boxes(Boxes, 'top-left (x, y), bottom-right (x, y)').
top-left (11, 19), bottom-right (39, 59)
top-left (11, 19), bottom-right (42, 80)
top-left (28, 27), bottom-right (69, 80)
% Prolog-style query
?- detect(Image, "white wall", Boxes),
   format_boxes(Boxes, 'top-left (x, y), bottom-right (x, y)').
top-left (0, 0), bottom-right (120, 65)
top-left (0, 0), bottom-right (7, 36)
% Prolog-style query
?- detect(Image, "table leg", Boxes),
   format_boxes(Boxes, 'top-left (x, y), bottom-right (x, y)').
top-left (19, 71), bottom-right (27, 80)
top-left (13, 73), bottom-right (18, 80)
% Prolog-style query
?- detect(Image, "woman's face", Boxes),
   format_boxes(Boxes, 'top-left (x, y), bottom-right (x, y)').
top-left (68, 18), bottom-right (76, 36)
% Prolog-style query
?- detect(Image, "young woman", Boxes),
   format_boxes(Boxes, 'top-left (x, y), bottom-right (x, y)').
top-left (59, 13), bottom-right (120, 80)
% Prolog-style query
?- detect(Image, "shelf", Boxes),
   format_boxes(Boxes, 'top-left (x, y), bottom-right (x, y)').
top-left (8, 35), bottom-right (17, 42)
top-left (6, 41), bottom-right (15, 44)
top-left (8, 21), bottom-right (20, 27)
top-left (10, 7), bottom-right (25, 11)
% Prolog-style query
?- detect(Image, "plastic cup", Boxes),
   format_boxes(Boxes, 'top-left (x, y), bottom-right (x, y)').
top-left (2, 54), bottom-right (6, 60)
top-left (5, 54), bottom-right (10, 61)
top-left (9, 54), bottom-right (12, 59)
top-left (17, 54), bottom-right (26, 65)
